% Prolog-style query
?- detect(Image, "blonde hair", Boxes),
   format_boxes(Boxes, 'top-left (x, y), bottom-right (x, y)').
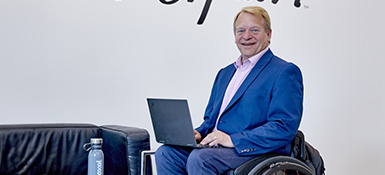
top-left (233, 6), bottom-right (271, 33)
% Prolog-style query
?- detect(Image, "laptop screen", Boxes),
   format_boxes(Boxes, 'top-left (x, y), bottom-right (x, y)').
top-left (147, 98), bottom-right (198, 147)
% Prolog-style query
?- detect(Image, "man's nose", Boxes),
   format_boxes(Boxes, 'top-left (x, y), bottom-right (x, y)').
top-left (243, 30), bottom-right (252, 39)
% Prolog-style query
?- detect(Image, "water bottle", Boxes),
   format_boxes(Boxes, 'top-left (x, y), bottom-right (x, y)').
top-left (84, 138), bottom-right (104, 175)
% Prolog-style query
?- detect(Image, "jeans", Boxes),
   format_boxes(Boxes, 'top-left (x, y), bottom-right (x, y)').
top-left (155, 145), bottom-right (256, 175)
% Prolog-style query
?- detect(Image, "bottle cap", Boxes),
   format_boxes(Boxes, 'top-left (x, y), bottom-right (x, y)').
top-left (90, 138), bottom-right (103, 145)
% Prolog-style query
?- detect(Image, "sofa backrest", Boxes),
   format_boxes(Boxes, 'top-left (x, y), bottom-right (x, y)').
top-left (0, 124), bottom-right (99, 175)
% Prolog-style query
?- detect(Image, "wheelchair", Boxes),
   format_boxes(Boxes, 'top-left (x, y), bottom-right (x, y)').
top-left (141, 130), bottom-right (324, 175)
top-left (225, 130), bottom-right (324, 175)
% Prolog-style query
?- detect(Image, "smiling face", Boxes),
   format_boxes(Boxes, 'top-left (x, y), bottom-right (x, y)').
top-left (234, 12), bottom-right (272, 62)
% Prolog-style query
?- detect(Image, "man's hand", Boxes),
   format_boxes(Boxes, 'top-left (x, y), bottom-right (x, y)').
top-left (200, 130), bottom-right (234, 148)
top-left (194, 130), bottom-right (202, 143)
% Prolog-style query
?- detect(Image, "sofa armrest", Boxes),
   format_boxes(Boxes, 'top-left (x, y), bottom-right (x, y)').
top-left (100, 125), bottom-right (151, 175)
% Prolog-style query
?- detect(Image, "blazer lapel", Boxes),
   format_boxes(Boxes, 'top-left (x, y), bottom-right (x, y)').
top-left (212, 65), bottom-right (236, 118)
top-left (222, 49), bottom-right (273, 115)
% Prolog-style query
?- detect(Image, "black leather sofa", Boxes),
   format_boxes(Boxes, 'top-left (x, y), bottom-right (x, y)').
top-left (0, 123), bottom-right (152, 175)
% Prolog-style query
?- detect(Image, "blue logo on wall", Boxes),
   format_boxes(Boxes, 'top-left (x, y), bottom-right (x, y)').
top-left (160, 0), bottom-right (301, 25)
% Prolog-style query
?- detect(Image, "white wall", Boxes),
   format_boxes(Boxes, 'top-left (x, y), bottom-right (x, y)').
top-left (1, 0), bottom-right (385, 174)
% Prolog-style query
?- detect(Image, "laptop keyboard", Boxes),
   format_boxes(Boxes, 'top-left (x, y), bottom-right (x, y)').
top-left (196, 144), bottom-right (223, 148)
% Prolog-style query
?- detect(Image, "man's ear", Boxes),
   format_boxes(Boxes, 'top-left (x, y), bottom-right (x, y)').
top-left (267, 29), bottom-right (272, 43)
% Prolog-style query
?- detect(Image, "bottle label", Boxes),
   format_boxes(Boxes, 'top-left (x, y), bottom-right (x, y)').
top-left (96, 160), bottom-right (103, 175)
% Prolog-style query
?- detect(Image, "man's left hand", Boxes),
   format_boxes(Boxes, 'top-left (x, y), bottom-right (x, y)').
top-left (200, 130), bottom-right (234, 148)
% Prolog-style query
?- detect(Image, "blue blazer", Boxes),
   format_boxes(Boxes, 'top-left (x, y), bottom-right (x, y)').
top-left (196, 49), bottom-right (303, 156)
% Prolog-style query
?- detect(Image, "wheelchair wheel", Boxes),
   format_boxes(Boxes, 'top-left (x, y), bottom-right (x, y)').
top-left (247, 156), bottom-right (314, 175)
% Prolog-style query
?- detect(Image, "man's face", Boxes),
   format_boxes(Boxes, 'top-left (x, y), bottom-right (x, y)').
top-left (234, 12), bottom-right (272, 62)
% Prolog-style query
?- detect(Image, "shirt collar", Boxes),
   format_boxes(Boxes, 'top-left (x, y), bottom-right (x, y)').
top-left (234, 47), bottom-right (269, 69)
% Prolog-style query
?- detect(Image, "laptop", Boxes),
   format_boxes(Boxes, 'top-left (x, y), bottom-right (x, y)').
top-left (147, 98), bottom-right (220, 148)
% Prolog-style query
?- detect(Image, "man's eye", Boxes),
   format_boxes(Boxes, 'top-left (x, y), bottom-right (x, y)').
top-left (237, 29), bottom-right (245, 33)
top-left (251, 29), bottom-right (259, 33)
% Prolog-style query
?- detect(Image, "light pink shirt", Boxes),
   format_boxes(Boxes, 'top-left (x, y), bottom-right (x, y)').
top-left (213, 47), bottom-right (269, 131)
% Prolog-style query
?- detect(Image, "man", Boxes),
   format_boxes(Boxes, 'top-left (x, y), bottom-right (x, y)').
top-left (155, 6), bottom-right (303, 174)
